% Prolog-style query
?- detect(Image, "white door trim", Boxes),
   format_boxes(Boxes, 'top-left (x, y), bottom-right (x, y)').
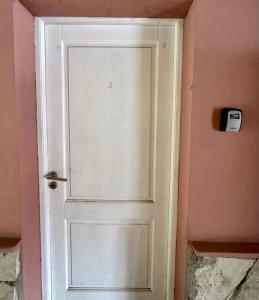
top-left (35, 17), bottom-right (182, 300)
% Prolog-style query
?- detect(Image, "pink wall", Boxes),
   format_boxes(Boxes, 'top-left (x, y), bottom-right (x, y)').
top-left (174, 2), bottom-right (196, 299)
top-left (0, 0), bottom-right (21, 237)
top-left (176, 0), bottom-right (259, 298)
top-left (13, 2), bottom-right (42, 300)
top-left (188, 0), bottom-right (259, 243)
top-left (0, 1), bottom-right (41, 299)
top-left (20, 0), bottom-right (192, 18)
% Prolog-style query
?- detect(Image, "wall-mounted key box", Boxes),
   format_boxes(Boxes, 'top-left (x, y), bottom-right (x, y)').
top-left (219, 108), bottom-right (242, 132)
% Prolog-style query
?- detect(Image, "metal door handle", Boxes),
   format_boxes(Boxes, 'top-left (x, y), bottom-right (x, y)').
top-left (45, 171), bottom-right (67, 182)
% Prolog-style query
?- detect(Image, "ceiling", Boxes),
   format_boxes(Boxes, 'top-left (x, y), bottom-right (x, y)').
top-left (20, 0), bottom-right (192, 18)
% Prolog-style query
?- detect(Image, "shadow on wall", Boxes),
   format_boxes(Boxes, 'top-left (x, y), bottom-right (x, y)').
top-left (151, 0), bottom-right (193, 18)
top-left (19, 0), bottom-right (193, 17)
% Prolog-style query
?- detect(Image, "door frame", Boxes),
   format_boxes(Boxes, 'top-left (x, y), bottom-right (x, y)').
top-left (35, 17), bottom-right (183, 300)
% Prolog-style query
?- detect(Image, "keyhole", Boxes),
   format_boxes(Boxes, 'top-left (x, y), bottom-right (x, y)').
top-left (49, 181), bottom-right (58, 189)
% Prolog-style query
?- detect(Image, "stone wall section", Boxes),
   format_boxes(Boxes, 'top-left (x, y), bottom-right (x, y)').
top-left (187, 248), bottom-right (259, 300)
top-left (0, 248), bottom-right (21, 300)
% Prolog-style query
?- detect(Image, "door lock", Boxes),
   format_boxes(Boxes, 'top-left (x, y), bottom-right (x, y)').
top-left (45, 171), bottom-right (67, 190)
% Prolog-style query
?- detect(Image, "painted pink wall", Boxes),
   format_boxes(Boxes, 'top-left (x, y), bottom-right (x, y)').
top-left (176, 0), bottom-right (259, 298)
top-left (0, 0), bottom-right (21, 237)
top-left (188, 0), bottom-right (259, 243)
top-left (13, 1), bottom-right (42, 300)
top-left (174, 2), bottom-right (196, 299)
top-left (20, 0), bottom-right (192, 18)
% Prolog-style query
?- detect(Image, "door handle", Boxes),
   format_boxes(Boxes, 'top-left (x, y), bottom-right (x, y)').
top-left (45, 171), bottom-right (67, 182)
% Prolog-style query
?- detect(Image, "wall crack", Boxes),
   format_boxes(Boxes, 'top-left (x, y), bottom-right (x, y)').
top-left (186, 248), bottom-right (259, 300)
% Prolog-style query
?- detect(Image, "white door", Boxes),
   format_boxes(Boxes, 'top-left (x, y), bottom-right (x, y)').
top-left (37, 18), bottom-right (182, 300)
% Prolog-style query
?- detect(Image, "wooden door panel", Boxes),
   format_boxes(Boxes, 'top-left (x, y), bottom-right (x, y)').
top-left (67, 46), bottom-right (153, 199)
top-left (67, 290), bottom-right (152, 300)
top-left (62, 24), bottom-right (159, 42)
top-left (69, 223), bottom-right (150, 288)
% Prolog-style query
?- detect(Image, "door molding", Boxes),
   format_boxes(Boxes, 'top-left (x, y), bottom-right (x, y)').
top-left (35, 17), bottom-right (183, 300)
